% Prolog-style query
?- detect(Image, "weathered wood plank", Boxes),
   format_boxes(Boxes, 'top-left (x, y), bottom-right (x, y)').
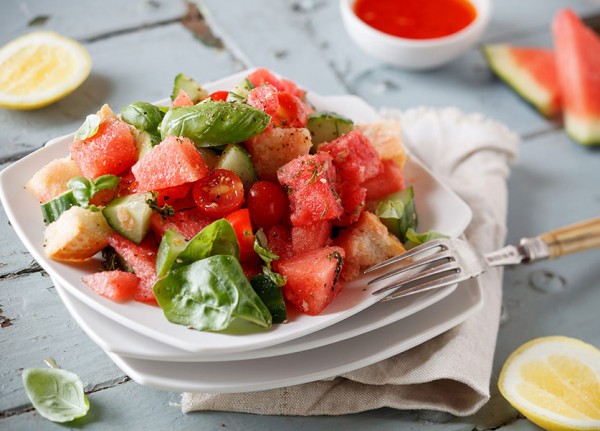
top-left (0, 0), bottom-right (187, 45)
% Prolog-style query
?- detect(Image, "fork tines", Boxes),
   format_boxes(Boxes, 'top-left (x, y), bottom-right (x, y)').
top-left (365, 238), bottom-right (463, 299)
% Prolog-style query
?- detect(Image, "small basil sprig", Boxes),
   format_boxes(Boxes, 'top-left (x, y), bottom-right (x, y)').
top-left (67, 175), bottom-right (120, 209)
top-left (74, 114), bottom-right (101, 140)
top-left (22, 359), bottom-right (89, 423)
top-left (404, 228), bottom-right (448, 250)
top-left (254, 229), bottom-right (286, 287)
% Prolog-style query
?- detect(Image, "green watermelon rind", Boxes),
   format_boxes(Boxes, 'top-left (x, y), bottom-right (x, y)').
top-left (564, 113), bottom-right (600, 146)
top-left (482, 44), bottom-right (558, 119)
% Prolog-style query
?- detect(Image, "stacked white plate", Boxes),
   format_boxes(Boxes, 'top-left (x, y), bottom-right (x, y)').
top-left (0, 70), bottom-right (481, 393)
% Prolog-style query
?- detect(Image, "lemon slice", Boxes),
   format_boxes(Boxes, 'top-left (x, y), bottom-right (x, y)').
top-left (0, 31), bottom-right (91, 110)
top-left (498, 336), bottom-right (600, 431)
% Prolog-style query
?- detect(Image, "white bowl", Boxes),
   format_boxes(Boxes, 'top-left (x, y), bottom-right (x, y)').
top-left (339, 0), bottom-right (492, 70)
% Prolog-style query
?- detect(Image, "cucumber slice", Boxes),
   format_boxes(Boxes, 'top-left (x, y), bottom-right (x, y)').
top-left (229, 78), bottom-right (254, 100)
top-left (102, 192), bottom-right (153, 244)
top-left (41, 191), bottom-right (78, 225)
top-left (171, 73), bottom-right (208, 103)
top-left (374, 186), bottom-right (418, 243)
top-left (156, 229), bottom-right (188, 277)
top-left (226, 91), bottom-right (246, 103)
top-left (307, 111), bottom-right (354, 149)
top-left (135, 130), bottom-right (160, 160)
top-left (250, 274), bottom-right (287, 324)
top-left (215, 143), bottom-right (258, 190)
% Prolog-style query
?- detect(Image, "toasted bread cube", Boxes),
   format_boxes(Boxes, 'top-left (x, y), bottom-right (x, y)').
top-left (245, 127), bottom-right (312, 182)
top-left (26, 157), bottom-right (82, 204)
top-left (44, 206), bottom-right (113, 261)
top-left (356, 120), bottom-right (407, 170)
top-left (333, 211), bottom-right (405, 281)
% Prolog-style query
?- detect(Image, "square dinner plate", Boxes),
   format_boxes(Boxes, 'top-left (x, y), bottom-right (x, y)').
top-left (0, 70), bottom-right (472, 356)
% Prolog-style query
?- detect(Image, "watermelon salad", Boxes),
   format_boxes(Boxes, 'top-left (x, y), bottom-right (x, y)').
top-left (26, 68), bottom-right (435, 332)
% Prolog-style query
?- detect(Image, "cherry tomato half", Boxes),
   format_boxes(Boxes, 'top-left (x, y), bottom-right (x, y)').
top-left (208, 90), bottom-right (229, 102)
top-left (247, 181), bottom-right (288, 229)
top-left (192, 169), bottom-right (244, 218)
top-left (225, 208), bottom-right (257, 263)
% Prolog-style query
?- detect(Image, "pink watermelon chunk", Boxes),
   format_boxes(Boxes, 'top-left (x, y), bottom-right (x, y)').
top-left (291, 221), bottom-right (332, 255)
top-left (132, 136), bottom-right (209, 191)
top-left (107, 234), bottom-right (158, 304)
top-left (482, 44), bottom-right (561, 118)
top-left (70, 118), bottom-right (137, 179)
top-left (553, 9), bottom-right (600, 145)
top-left (82, 270), bottom-right (139, 302)
top-left (277, 153), bottom-right (343, 226)
top-left (278, 246), bottom-right (345, 315)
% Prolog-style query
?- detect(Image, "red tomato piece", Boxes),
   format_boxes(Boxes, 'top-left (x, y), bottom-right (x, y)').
top-left (247, 181), bottom-right (288, 229)
top-left (274, 92), bottom-right (308, 128)
top-left (225, 208), bottom-right (257, 263)
top-left (208, 90), bottom-right (229, 101)
top-left (154, 183), bottom-right (192, 206)
top-left (192, 169), bottom-right (244, 218)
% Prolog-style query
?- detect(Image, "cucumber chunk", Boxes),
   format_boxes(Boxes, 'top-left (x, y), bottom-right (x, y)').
top-left (135, 130), bottom-right (160, 160)
top-left (307, 111), bottom-right (354, 149)
top-left (156, 229), bottom-right (188, 278)
top-left (102, 192), bottom-right (153, 244)
top-left (171, 73), bottom-right (208, 103)
top-left (214, 143), bottom-right (258, 190)
top-left (228, 78), bottom-right (254, 101)
top-left (41, 191), bottom-right (79, 225)
top-left (250, 274), bottom-right (287, 324)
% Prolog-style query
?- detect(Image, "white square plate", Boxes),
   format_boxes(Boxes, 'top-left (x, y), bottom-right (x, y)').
top-left (0, 70), bottom-right (472, 355)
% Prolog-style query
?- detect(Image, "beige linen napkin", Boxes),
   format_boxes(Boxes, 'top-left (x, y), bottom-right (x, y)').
top-left (182, 107), bottom-right (519, 416)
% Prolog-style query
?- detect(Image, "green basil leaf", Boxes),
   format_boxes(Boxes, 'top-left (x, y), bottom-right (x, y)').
top-left (374, 186), bottom-right (417, 242)
top-left (22, 368), bottom-right (90, 423)
top-left (120, 102), bottom-right (164, 134)
top-left (262, 266), bottom-right (286, 287)
top-left (74, 114), bottom-right (101, 140)
top-left (160, 101), bottom-right (271, 147)
top-left (67, 177), bottom-right (93, 207)
top-left (171, 219), bottom-right (240, 270)
top-left (92, 174), bottom-right (121, 192)
top-left (153, 255), bottom-right (272, 331)
top-left (67, 175), bottom-right (120, 208)
top-left (404, 228), bottom-right (448, 250)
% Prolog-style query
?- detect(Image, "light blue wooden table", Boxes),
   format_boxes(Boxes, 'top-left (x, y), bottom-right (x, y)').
top-left (1, 1), bottom-right (599, 429)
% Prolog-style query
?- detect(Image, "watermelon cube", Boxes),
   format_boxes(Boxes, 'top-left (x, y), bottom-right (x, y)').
top-left (82, 270), bottom-right (139, 302)
top-left (278, 246), bottom-right (345, 315)
top-left (362, 159), bottom-right (405, 200)
top-left (265, 224), bottom-right (293, 272)
top-left (132, 136), bottom-right (208, 192)
top-left (317, 130), bottom-right (382, 184)
top-left (150, 207), bottom-right (213, 241)
top-left (70, 118), bottom-right (137, 179)
top-left (277, 153), bottom-right (343, 226)
top-left (334, 183), bottom-right (366, 227)
top-left (107, 234), bottom-right (158, 304)
top-left (291, 221), bottom-right (332, 255)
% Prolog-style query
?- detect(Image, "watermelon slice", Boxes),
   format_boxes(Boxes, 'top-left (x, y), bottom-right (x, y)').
top-left (553, 9), bottom-right (600, 145)
top-left (482, 44), bottom-right (561, 118)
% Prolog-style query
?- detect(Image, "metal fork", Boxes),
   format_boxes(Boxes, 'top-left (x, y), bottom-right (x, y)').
top-left (366, 217), bottom-right (600, 301)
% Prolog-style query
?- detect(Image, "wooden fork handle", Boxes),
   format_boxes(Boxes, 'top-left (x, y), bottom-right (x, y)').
top-left (539, 217), bottom-right (600, 258)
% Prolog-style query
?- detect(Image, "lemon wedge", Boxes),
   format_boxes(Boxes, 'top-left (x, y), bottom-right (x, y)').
top-left (498, 336), bottom-right (600, 431)
top-left (0, 31), bottom-right (91, 110)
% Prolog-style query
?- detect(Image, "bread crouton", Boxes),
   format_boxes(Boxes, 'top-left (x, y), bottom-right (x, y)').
top-left (356, 120), bottom-right (407, 170)
top-left (44, 206), bottom-right (113, 261)
top-left (26, 157), bottom-right (82, 203)
top-left (245, 127), bottom-right (312, 181)
top-left (333, 211), bottom-right (405, 281)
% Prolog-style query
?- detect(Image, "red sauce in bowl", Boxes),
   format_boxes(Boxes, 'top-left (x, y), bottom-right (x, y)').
top-left (353, 0), bottom-right (477, 40)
